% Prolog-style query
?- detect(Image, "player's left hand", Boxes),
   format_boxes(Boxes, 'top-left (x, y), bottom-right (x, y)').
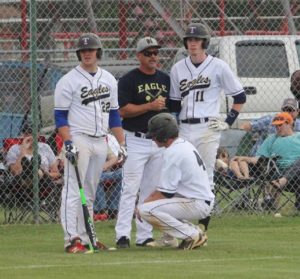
top-left (117, 145), bottom-right (128, 164)
top-left (208, 118), bottom-right (229, 131)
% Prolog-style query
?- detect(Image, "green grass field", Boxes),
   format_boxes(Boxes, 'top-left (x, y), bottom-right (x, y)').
top-left (0, 215), bottom-right (299, 279)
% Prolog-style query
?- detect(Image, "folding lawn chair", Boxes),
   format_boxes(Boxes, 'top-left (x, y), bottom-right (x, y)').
top-left (214, 169), bottom-right (262, 214)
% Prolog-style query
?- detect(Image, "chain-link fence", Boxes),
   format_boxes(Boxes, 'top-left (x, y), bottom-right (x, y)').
top-left (1, 0), bottom-right (300, 224)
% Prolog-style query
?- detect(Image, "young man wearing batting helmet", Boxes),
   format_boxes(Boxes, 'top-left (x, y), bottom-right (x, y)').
top-left (54, 33), bottom-right (126, 253)
top-left (169, 23), bottom-right (246, 233)
top-left (115, 37), bottom-right (171, 248)
top-left (138, 113), bottom-right (214, 250)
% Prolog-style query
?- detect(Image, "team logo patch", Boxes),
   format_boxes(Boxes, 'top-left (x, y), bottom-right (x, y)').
top-left (82, 37), bottom-right (89, 45)
top-left (146, 38), bottom-right (153, 44)
top-left (189, 27), bottom-right (196, 34)
top-left (137, 82), bottom-right (168, 102)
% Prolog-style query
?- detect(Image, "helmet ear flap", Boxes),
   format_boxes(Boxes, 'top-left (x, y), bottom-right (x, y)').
top-left (96, 49), bottom-right (102, 59)
top-left (76, 50), bottom-right (81, 61)
top-left (202, 39), bottom-right (209, 49)
top-left (183, 38), bottom-right (188, 49)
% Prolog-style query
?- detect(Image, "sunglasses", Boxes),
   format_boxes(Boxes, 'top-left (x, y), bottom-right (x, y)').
top-left (273, 116), bottom-right (288, 122)
top-left (282, 107), bottom-right (296, 113)
top-left (142, 50), bottom-right (159, 57)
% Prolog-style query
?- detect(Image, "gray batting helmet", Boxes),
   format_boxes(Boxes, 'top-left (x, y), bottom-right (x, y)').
top-left (183, 23), bottom-right (211, 49)
top-left (76, 33), bottom-right (102, 61)
top-left (147, 113), bottom-right (179, 143)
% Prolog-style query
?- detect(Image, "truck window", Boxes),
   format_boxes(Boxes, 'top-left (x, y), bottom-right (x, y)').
top-left (235, 40), bottom-right (289, 78)
top-left (0, 66), bottom-right (30, 114)
top-left (0, 62), bottom-right (64, 146)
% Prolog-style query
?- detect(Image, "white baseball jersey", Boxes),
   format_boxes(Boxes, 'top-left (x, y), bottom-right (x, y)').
top-left (170, 55), bottom-right (244, 119)
top-left (157, 137), bottom-right (214, 201)
top-left (54, 65), bottom-right (118, 136)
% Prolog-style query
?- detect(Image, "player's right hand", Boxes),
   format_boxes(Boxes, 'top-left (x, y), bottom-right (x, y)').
top-left (65, 141), bottom-right (79, 165)
top-left (117, 144), bottom-right (128, 165)
top-left (150, 96), bottom-right (166, 111)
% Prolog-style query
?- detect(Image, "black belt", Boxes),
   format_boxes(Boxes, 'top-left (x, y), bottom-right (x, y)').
top-left (82, 133), bottom-right (105, 138)
top-left (205, 200), bottom-right (211, 206)
top-left (134, 132), bottom-right (152, 139)
top-left (181, 118), bottom-right (209, 124)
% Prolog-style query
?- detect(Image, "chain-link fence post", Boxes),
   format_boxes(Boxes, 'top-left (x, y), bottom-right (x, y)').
top-left (30, 0), bottom-right (40, 224)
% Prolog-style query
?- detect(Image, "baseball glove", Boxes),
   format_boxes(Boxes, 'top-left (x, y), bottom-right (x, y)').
top-left (208, 118), bottom-right (229, 131)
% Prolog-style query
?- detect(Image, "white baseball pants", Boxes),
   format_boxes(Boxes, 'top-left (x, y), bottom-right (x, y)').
top-left (139, 198), bottom-right (214, 239)
top-left (60, 134), bottom-right (107, 247)
top-left (179, 122), bottom-right (221, 189)
top-left (115, 131), bottom-right (163, 244)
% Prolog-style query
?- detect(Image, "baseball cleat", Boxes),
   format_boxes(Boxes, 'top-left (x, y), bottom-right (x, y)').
top-left (178, 232), bottom-right (208, 250)
top-left (65, 238), bottom-right (90, 254)
top-left (197, 225), bottom-right (208, 247)
top-left (136, 238), bottom-right (156, 247)
top-left (116, 236), bottom-right (130, 248)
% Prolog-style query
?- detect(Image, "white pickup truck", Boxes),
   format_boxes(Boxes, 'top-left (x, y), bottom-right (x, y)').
top-left (174, 35), bottom-right (300, 125)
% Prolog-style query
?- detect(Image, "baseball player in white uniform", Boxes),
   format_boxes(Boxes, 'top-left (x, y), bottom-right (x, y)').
top-left (54, 33), bottom-right (126, 253)
top-left (139, 113), bottom-right (214, 250)
top-left (169, 23), bottom-right (246, 232)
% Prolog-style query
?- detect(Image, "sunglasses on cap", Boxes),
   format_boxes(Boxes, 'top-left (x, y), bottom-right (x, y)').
top-left (142, 50), bottom-right (159, 57)
top-left (282, 106), bottom-right (296, 113)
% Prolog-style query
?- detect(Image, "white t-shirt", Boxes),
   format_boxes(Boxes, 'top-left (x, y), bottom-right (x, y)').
top-left (54, 65), bottom-right (119, 136)
top-left (157, 138), bottom-right (214, 201)
top-left (170, 55), bottom-right (244, 119)
top-left (6, 142), bottom-right (56, 172)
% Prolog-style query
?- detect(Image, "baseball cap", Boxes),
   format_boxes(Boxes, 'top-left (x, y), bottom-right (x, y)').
top-left (281, 98), bottom-right (299, 111)
top-left (271, 112), bottom-right (294, 126)
top-left (136, 37), bottom-right (161, 53)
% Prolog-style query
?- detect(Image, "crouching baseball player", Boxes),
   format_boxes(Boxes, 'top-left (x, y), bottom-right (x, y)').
top-left (138, 113), bottom-right (214, 250)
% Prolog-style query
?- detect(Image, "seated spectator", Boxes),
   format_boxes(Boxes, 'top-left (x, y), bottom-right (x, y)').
top-left (269, 157), bottom-right (300, 212)
top-left (237, 112), bottom-right (300, 211)
top-left (256, 112), bottom-right (300, 170)
top-left (240, 98), bottom-right (300, 156)
top-left (93, 135), bottom-right (122, 221)
top-left (216, 147), bottom-right (252, 180)
top-left (5, 124), bottom-right (61, 191)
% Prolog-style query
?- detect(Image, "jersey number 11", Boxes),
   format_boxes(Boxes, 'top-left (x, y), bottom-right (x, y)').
top-left (195, 90), bottom-right (204, 102)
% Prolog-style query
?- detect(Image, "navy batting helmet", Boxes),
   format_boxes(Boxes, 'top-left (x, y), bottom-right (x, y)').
top-left (183, 23), bottom-right (211, 49)
top-left (76, 33), bottom-right (102, 61)
top-left (147, 113), bottom-right (179, 143)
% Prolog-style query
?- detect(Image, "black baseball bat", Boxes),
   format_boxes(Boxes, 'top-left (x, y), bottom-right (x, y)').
top-left (74, 163), bottom-right (98, 252)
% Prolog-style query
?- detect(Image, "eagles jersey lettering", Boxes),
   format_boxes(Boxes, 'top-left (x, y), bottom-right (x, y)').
top-left (170, 55), bottom-right (244, 119)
